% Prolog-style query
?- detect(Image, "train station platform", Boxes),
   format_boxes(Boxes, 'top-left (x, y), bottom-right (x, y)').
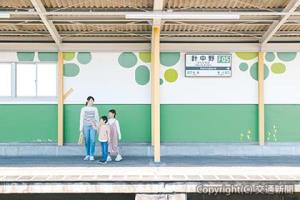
top-left (1, 142), bottom-right (300, 157)
top-left (1, 155), bottom-right (300, 196)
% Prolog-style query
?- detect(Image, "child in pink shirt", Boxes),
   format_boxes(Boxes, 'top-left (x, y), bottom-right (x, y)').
top-left (93, 116), bottom-right (110, 164)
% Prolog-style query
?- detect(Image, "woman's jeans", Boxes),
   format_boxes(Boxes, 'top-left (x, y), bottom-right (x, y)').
top-left (83, 125), bottom-right (96, 157)
top-left (100, 141), bottom-right (108, 161)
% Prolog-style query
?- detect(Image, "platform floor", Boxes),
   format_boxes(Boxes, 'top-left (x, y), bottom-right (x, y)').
top-left (1, 156), bottom-right (300, 193)
top-left (2, 143), bottom-right (300, 157)
top-left (1, 155), bottom-right (300, 167)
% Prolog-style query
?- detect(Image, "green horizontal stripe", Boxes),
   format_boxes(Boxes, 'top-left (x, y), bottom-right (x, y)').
top-left (0, 104), bottom-right (299, 142)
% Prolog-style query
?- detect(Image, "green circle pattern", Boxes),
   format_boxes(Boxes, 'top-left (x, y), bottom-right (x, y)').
top-left (277, 52), bottom-right (297, 62)
top-left (164, 68), bottom-right (178, 83)
top-left (63, 52), bottom-right (91, 77)
top-left (135, 65), bottom-right (150, 85)
top-left (77, 52), bottom-right (92, 64)
top-left (63, 52), bottom-right (75, 61)
top-left (237, 51), bottom-right (298, 80)
top-left (239, 62), bottom-right (248, 71)
top-left (236, 52), bottom-right (257, 60)
top-left (16, 51), bottom-right (91, 78)
top-left (160, 52), bottom-right (180, 67)
top-left (64, 63), bottom-right (80, 77)
top-left (249, 62), bottom-right (269, 81)
top-left (17, 52), bottom-right (35, 61)
top-left (139, 52), bottom-right (151, 63)
top-left (160, 78), bottom-right (164, 85)
top-left (118, 52), bottom-right (137, 68)
top-left (38, 52), bottom-right (58, 61)
top-left (119, 51), bottom-right (180, 85)
top-left (265, 52), bottom-right (275, 62)
top-left (271, 63), bottom-right (286, 74)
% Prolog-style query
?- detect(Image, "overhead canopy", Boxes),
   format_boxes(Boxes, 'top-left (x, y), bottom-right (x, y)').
top-left (0, 0), bottom-right (300, 44)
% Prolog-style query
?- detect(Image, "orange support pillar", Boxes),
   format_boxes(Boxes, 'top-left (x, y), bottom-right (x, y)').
top-left (151, 25), bottom-right (161, 162)
top-left (258, 52), bottom-right (265, 145)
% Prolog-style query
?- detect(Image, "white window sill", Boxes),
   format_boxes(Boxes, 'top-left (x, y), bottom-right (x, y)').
top-left (0, 97), bottom-right (57, 104)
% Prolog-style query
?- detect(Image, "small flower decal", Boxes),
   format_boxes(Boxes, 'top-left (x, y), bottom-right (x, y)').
top-left (266, 125), bottom-right (279, 142)
top-left (240, 129), bottom-right (253, 142)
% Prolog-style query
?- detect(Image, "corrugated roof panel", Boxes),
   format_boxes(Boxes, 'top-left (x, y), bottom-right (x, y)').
top-left (162, 23), bottom-right (269, 32)
top-left (165, 0), bottom-right (289, 10)
top-left (56, 24), bottom-right (151, 32)
top-left (0, 0), bottom-right (33, 8)
top-left (41, 0), bottom-right (153, 10)
top-left (280, 24), bottom-right (300, 31)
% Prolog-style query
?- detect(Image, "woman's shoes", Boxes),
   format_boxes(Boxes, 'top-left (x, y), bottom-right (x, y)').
top-left (83, 156), bottom-right (95, 161)
top-left (98, 160), bottom-right (107, 164)
top-left (89, 156), bottom-right (95, 161)
top-left (83, 155), bottom-right (90, 161)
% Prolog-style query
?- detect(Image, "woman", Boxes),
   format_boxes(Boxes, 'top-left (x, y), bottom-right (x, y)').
top-left (80, 96), bottom-right (99, 161)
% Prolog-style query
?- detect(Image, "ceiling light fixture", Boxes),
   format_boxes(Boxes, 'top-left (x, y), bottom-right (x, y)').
top-left (126, 12), bottom-right (240, 20)
top-left (0, 12), bottom-right (10, 18)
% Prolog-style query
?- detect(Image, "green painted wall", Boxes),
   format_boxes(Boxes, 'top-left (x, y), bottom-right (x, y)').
top-left (0, 105), bottom-right (57, 142)
top-left (64, 104), bottom-right (151, 142)
top-left (64, 104), bottom-right (257, 142)
top-left (161, 105), bottom-right (258, 142)
top-left (265, 105), bottom-right (300, 142)
top-left (0, 104), bottom-right (300, 142)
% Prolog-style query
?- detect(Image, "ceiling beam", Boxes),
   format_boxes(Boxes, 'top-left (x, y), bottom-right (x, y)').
top-left (30, 0), bottom-right (61, 47)
top-left (1, 35), bottom-right (300, 42)
top-left (2, 31), bottom-right (300, 36)
top-left (153, 0), bottom-right (165, 11)
top-left (8, 11), bottom-right (300, 17)
top-left (260, 0), bottom-right (300, 44)
top-left (2, 43), bottom-right (300, 52)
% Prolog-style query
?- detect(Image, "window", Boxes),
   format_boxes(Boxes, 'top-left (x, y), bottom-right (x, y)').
top-left (37, 63), bottom-right (57, 96)
top-left (0, 63), bottom-right (12, 96)
top-left (17, 63), bottom-right (36, 96)
top-left (0, 62), bottom-right (57, 99)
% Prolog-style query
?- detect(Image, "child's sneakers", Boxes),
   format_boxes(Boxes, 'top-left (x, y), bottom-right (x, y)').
top-left (104, 154), bottom-right (122, 162)
top-left (115, 154), bottom-right (123, 162)
top-left (83, 155), bottom-right (90, 161)
top-left (89, 156), bottom-right (95, 161)
top-left (106, 155), bottom-right (112, 162)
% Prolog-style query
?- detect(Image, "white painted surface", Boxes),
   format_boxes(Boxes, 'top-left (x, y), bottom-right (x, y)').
top-left (0, 51), bottom-right (300, 104)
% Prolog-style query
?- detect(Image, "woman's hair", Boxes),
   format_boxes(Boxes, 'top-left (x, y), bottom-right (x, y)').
top-left (109, 109), bottom-right (116, 118)
top-left (85, 96), bottom-right (95, 106)
top-left (100, 116), bottom-right (108, 123)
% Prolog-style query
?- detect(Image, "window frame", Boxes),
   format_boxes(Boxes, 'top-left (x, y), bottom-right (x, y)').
top-left (0, 62), bottom-right (13, 98)
top-left (0, 61), bottom-right (58, 103)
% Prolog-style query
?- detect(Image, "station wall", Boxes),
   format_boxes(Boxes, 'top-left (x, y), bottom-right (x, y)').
top-left (0, 51), bottom-right (300, 142)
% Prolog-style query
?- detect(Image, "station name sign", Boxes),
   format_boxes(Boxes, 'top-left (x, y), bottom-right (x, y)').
top-left (185, 53), bottom-right (232, 77)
